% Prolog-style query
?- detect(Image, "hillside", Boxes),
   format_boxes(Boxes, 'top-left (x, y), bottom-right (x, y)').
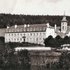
top-left (0, 14), bottom-right (70, 28)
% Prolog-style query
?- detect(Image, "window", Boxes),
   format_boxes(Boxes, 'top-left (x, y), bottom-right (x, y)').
top-left (12, 34), bottom-right (13, 36)
top-left (9, 34), bottom-right (10, 36)
top-left (11, 38), bottom-right (13, 41)
top-left (17, 33), bottom-right (19, 35)
top-left (27, 33), bottom-right (29, 36)
top-left (20, 34), bottom-right (22, 36)
top-left (62, 26), bottom-right (64, 30)
top-left (20, 38), bottom-right (22, 41)
top-left (40, 33), bottom-right (41, 35)
top-left (37, 33), bottom-right (38, 36)
top-left (30, 38), bottom-right (32, 40)
top-left (40, 38), bottom-right (41, 40)
top-left (43, 33), bottom-right (45, 35)
top-left (14, 39), bottom-right (16, 41)
top-left (17, 38), bottom-right (19, 41)
top-left (14, 34), bottom-right (16, 36)
top-left (9, 39), bottom-right (10, 41)
top-left (30, 33), bottom-right (32, 36)
top-left (27, 38), bottom-right (28, 40)
top-left (36, 38), bottom-right (38, 41)
top-left (34, 33), bottom-right (35, 36)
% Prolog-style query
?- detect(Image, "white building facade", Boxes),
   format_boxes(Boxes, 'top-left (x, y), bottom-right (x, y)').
top-left (5, 23), bottom-right (56, 45)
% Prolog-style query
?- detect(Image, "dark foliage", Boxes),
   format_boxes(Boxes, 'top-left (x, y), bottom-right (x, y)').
top-left (0, 47), bottom-right (31, 70)
top-left (44, 35), bottom-right (57, 47)
top-left (5, 42), bottom-right (43, 49)
top-left (55, 35), bottom-right (63, 47)
top-left (0, 14), bottom-right (70, 28)
top-left (62, 36), bottom-right (70, 44)
top-left (59, 51), bottom-right (70, 70)
top-left (44, 35), bottom-right (70, 48)
top-left (50, 51), bottom-right (70, 70)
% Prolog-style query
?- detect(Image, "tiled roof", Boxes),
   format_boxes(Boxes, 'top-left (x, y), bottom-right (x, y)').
top-left (6, 24), bottom-right (47, 33)
top-left (56, 32), bottom-right (66, 38)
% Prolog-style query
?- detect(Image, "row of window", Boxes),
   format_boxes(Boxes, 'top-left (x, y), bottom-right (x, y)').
top-left (6, 32), bottom-right (46, 36)
top-left (5, 38), bottom-right (44, 42)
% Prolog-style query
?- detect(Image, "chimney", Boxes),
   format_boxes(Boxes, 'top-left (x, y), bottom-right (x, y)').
top-left (55, 24), bottom-right (57, 31)
top-left (46, 22), bottom-right (50, 28)
top-left (7, 26), bottom-right (9, 29)
top-left (15, 24), bottom-right (17, 28)
top-left (7, 24), bottom-right (10, 29)
top-left (28, 24), bottom-right (30, 27)
top-left (24, 24), bottom-right (27, 28)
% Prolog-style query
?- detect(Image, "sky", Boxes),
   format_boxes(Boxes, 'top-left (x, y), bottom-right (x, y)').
top-left (0, 0), bottom-right (70, 15)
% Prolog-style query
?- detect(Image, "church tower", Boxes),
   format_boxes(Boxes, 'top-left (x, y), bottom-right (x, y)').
top-left (61, 13), bottom-right (68, 33)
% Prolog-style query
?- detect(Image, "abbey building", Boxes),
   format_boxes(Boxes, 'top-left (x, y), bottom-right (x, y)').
top-left (5, 15), bottom-right (70, 45)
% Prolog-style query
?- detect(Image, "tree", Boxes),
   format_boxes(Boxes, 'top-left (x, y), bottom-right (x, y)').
top-left (18, 50), bottom-right (30, 70)
top-left (51, 62), bottom-right (60, 70)
top-left (3, 49), bottom-right (18, 70)
top-left (62, 36), bottom-right (70, 44)
top-left (55, 35), bottom-right (62, 48)
top-left (44, 35), bottom-right (53, 47)
top-left (0, 37), bottom-right (5, 51)
top-left (0, 37), bottom-right (5, 43)
top-left (59, 51), bottom-right (70, 70)
top-left (44, 35), bottom-right (57, 48)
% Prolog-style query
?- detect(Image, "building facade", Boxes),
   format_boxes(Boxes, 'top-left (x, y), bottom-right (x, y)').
top-left (5, 23), bottom-right (57, 45)
top-left (4, 24), bottom-right (47, 45)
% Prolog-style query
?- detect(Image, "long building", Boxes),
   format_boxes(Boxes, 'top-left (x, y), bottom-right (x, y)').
top-left (5, 15), bottom-right (70, 45)
top-left (5, 23), bottom-right (57, 45)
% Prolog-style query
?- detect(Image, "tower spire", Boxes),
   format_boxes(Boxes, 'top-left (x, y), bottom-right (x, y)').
top-left (61, 11), bottom-right (68, 33)
top-left (64, 11), bottom-right (65, 16)
top-left (62, 11), bottom-right (67, 22)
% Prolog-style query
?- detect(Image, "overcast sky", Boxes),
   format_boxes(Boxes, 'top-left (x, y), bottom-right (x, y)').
top-left (0, 0), bottom-right (70, 15)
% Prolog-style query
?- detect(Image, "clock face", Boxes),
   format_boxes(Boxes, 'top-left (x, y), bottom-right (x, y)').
top-left (0, 0), bottom-right (17, 13)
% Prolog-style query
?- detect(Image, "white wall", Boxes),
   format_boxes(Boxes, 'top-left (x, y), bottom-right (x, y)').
top-left (46, 28), bottom-right (57, 38)
top-left (5, 32), bottom-right (46, 45)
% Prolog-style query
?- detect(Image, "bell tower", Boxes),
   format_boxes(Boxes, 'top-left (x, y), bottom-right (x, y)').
top-left (61, 12), bottom-right (68, 33)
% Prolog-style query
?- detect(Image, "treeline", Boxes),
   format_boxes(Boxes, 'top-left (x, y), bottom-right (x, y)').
top-left (0, 48), bottom-right (30, 70)
top-left (48, 51), bottom-right (70, 70)
top-left (5, 42), bottom-right (43, 49)
top-left (44, 35), bottom-right (70, 48)
top-left (0, 14), bottom-right (70, 28)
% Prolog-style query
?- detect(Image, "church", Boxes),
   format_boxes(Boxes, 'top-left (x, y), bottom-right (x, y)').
top-left (55, 14), bottom-right (69, 38)
top-left (5, 15), bottom-right (70, 45)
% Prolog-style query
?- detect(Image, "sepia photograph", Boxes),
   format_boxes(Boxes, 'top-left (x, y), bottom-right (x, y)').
top-left (0, 0), bottom-right (70, 70)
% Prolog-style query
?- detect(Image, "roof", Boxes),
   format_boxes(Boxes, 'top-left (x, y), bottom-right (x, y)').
top-left (5, 24), bottom-right (47, 33)
top-left (62, 16), bottom-right (67, 22)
